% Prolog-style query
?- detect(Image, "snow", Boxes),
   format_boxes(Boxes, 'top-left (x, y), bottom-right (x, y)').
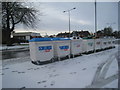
top-left (105, 57), bottom-right (118, 78)
top-left (102, 79), bottom-right (118, 88)
top-left (1, 45), bottom-right (118, 88)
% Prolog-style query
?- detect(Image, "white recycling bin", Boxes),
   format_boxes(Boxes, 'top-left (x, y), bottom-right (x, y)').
top-left (108, 38), bottom-right (113, 48)
top-left (71, 39), bottom-right (83, 57)
top-left (53, 38), bottom-right (71, 60)
top-left (106, 38), bottom-right (111, 48)
top-left (95, 39), bottom-right (102, 50)
top-left (111, 37), bottom-right (116, 47)
top-left (82, 39), bottom-right (94, 53)
top-left (101, 38), bottom-right (107, 49)
top-left (29, 38), bottom-right (54, 64)
top-left (101, 38), bottom-right (108, 49)
top-left (107, 37), bottom-right (116, 48)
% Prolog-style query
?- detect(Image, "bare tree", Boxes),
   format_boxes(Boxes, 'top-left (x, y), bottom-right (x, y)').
top-left (2, 2), bottom-right (39, 45)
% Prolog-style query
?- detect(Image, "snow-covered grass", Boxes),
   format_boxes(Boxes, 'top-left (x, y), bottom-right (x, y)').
top-left (1, 46), bottom-right (118, 88)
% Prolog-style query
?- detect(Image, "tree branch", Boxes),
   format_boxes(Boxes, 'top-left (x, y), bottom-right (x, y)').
top-left (14, 10), bottom-right (26, 25)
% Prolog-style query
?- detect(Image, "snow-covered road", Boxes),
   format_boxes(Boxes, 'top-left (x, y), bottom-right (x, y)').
top-left (0, 45), bottom-right (29, 51)
top-left (87, 52), bottom-right (118, 88)
top-left (1, 46), bottom-right (118, 88)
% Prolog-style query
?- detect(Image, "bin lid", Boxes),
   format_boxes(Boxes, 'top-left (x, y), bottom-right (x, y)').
top-left (29, 38), bottom-right (71, 42)
top-left (52, 38), bottom-right (71, 41)
top-left (29, 38), bottom-right (53, 42)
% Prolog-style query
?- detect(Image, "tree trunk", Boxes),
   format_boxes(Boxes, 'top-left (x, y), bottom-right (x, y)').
top-left (2, 29), bottom-right (11, 45)
top-left (6, 30), bottom-right (12, 46)
top-left (5, 2), bottom-right (13, 45)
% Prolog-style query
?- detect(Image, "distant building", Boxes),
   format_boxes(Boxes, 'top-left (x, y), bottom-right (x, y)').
top-left (73, 30), bottom-right (91, 38)
top-left (56, 30), bottom-right (91, 38)
top-left (96, 30), bottom-right (104, 38)
top-left (46, 34), bottom-right (55, 38)
top-left (12, 32), bottom-right (41, 43)
top-left (56, 32), bottom-right (70, 38)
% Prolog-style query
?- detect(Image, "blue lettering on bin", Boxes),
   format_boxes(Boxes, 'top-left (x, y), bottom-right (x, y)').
top-left (59, 46), bottom-right (69, 51)
top-left (39, 46), bottom-right (52, 52)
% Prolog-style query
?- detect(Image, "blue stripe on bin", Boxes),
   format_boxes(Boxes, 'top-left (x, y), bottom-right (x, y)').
top-left (39, 46), bottom-right (52, 51)
top-left (29, 38), bottom-right (71, 42)
top-left (29, 38), bottom-right (53, 42)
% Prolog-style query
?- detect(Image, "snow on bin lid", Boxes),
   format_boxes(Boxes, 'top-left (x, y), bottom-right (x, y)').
top-left (29, 38), bottom-right (71, 42)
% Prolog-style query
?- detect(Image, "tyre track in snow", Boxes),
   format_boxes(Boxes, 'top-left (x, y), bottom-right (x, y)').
top-left (87, 52), bottom-right (118, 88)
top-left (116, 45), bottom-right (120, 88)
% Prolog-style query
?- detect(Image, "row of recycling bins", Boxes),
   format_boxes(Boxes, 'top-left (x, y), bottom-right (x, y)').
top-left (29, 37), bottom-right (116, 64)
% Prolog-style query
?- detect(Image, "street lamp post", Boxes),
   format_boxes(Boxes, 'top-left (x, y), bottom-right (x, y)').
top-left (94, 0), bottom-right (97, 53)
top-left (95, 0), bottom-right (97, 38)
top-left (63, 7), bottom-right (76, 58)
top-left (63, 7), bottom-right (76, 38)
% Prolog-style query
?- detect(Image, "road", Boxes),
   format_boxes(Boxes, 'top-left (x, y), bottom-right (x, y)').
top-left (0, 49), bottom-right (30, 60)
top-left (115, 39), bottom-right (120, 88)
top-left (87, 52), bottom-right (118, 88)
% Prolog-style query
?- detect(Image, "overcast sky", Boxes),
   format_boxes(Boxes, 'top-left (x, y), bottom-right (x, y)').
top-left (15, 1), bottom-right (118, 36)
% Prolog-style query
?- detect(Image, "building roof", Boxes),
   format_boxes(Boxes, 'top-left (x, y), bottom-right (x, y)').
top-left (12, 32), bottom-right (41, 36)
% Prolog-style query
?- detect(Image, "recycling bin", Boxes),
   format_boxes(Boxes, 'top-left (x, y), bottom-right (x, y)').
top-left (106, 37), bottom-right (116, 48)
top-left (105, 38), bottom-right (111, 48)
top-left (29, 38), bottom-right (54, 64)
top-left (101, 38), bottom-right (110, 49)
top-left (111, 37), bottom-right (116, 48)
top-left (71, 39), bottom-right (83, 57)
top-left (95, 39), bottom-right (102, 50)
top-left (108, 38), bottom-right (112, 48)
top-left (53, 38), bottom-right (71, 60)
top-left (82, 39), bottom-right (94, 53)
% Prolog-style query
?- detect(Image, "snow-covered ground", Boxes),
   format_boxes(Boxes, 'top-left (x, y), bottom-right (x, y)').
top-left (1, 46), bottom-right (118, 88)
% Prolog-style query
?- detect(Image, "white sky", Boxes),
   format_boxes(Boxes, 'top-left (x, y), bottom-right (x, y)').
top-left (15, 1), bottom-right (119, 36)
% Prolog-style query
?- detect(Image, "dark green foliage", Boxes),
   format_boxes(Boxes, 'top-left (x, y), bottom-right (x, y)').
top-left (103, 27), bottom-right (113, 36)
top-left (96, 27), bottom-right (120, 38)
